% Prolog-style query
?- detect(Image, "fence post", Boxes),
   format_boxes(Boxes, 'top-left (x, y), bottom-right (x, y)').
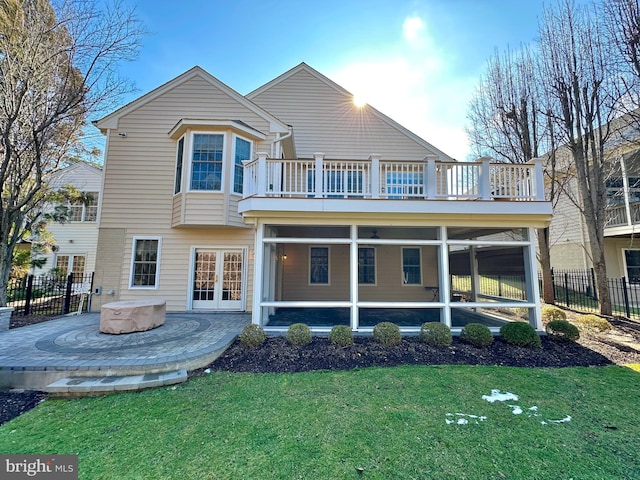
top-left (590, 268), bottom-right (597, 300)
top-left (550, 268), bottom-right (556, 303)
top-left (63, 273), bottom-right (73, 315)
top-left (621, 277), bottom-right (631, 318)
top-left (24, 275), bottom-right (35, 315)
top-left (564, 273), bottom-right (570, 307)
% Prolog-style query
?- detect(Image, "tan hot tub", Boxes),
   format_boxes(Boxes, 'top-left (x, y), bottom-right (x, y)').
top-left (100, 298), bottom-right (166, 334)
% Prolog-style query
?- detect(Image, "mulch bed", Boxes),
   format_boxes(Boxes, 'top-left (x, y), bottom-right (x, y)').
top-left (204, 335), bottom-right (623, 375)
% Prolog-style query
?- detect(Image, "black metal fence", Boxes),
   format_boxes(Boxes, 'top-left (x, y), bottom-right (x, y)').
top-left (453, 269), bottom-right (640, 320)
top-left (8, 272), bottom-right (94, 316)
top-left (550, 268), bottom-right (640, 320)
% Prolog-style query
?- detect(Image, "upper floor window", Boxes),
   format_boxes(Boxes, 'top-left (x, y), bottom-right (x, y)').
top-left (191, 134), bottom-right (224, 191)
top-left (386, 171), bottom-right (424, 199)
top-left (69, 192), bottom-right (98, 222)
top-left (606, 177), bottom-right (640, 206)
top-left (234, 137), bottom-right (251, 194)
top-left (306, 170), bottom-right (364, 198)
top-left (175, 137), bottom-right (185, 194)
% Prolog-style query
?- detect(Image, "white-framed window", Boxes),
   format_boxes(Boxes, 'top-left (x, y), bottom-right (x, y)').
top-left (68, 192), bottom-right (98, 222)
top-left (386, 171), bottom-right (424, 199)
top-left (624, 249), bottom-right (640, 284)
top-left (306, 170), bottom-right (364, 198)
top-left (174, 136), bottom-right (185, 194)
top-left (54, 255), bottom-right (85, 277)
top-left (190, 133), bottom-right (224, 191)
top-left (402, 247), bottom-right (422, 285)
top-left (358, 247), bottom-right (376, 285)
top-left (233, 135), bottom-right (252, 194)
top-left (309, 246), bottom-right (329, 285)
top-left (130, 237), bottom-right (162, 288)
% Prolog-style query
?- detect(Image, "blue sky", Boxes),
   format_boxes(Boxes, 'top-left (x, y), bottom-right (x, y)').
top-left (103, 0), bottom-right (549, 161)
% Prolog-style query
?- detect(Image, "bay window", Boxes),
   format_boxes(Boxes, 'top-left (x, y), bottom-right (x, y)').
top-left (190, 134), bottom-right (224, 191)
top-left (234, 136), bottom-right (251, 194)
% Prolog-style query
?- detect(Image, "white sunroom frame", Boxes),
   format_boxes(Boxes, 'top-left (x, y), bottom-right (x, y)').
top-left (251, 223), bottom-right (542, 332)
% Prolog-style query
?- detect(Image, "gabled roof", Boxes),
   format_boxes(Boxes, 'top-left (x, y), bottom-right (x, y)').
top-left (93, 66), bottom-right (290, 134)
top-left (48, 161), bottom-right (102, 182)
top-left (247, 62), bottom-right (454, 161)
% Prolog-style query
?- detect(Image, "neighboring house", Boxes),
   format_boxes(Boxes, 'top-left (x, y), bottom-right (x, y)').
top-left (549, 115), bottom-right (640, 283)
top-left (32, 162), bottom-right (102, 279)
top-left (92, 63), bottom-right (551, 332)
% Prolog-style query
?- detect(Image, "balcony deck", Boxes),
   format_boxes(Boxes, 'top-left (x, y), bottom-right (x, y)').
top-left (605, 201), bottom-right (640, 235)
top-left (239, 154), bottom-right (551, 218)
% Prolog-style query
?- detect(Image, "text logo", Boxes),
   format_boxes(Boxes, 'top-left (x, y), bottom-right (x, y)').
top-left (1, 455), bottom-right (77, 479)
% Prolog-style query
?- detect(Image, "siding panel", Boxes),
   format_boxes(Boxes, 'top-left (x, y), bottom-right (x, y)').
top-left (250, 69), bottom-right (444, 161)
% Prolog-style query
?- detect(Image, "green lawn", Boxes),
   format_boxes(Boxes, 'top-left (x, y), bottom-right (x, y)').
top-left (1, 365), bottom-right (639, 479)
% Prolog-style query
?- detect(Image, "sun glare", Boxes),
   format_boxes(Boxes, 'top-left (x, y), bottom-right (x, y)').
top-left (353, 94), bottom-right (367, 108)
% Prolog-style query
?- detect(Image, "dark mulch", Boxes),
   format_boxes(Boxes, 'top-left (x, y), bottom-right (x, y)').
top-left (0, 391), bottom-right (47, 427)
top-left (9, 314), bottom-right (62, 329)
top-left (205, 335), bottom-right (618, 375)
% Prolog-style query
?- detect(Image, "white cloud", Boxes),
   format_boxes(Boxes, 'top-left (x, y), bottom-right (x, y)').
top-left (329, 15), bottom-right (477, 161)
top-left (403, 17), bottom-right (425, 45)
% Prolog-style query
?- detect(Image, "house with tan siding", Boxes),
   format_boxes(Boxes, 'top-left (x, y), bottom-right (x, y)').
top-left (92, 63), bottom-right (552, 332)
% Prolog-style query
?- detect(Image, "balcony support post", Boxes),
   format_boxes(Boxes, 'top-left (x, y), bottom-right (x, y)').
top-left (531, 158), bottom-right (545, 201)
top-left (369, 154), bottom-right (381, 199)
top-left (314, 152), bottom-right (325, 198)
top-left (479, 157), bottom-right (492, 200)
top-left (426, 158), bottom-right (437, 199)
top-left (621, 155), bottom-right (633, 226)
top-left (256, 152), bottom-right (268, 197)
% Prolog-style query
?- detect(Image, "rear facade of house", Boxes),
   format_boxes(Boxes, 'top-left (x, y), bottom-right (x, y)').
top-left (92, 63), bottom-right (552, 332)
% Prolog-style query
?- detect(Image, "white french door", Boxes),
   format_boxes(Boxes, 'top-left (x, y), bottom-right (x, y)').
top-left (192, 249), bottom-right (244, 310)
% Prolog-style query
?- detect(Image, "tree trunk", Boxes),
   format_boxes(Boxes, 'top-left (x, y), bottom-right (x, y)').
top-left (589, 239), bottom-right (612, 316)
top-left (0, 240), bottom-right (11, 307)
top-left (536, 227), bottom-right (555, 305)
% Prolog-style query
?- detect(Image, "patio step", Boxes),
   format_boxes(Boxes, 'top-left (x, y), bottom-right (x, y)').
top-left (44, 370), bottom-right (187, 396)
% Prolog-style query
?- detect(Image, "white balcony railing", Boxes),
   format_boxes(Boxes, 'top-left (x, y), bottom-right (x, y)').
top-left (606, 201), bottom-right (640, 228)
top-left (243, 154), bottom-right (546, 201)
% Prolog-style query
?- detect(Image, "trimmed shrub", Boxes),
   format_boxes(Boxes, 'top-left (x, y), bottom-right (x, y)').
top-left (329, 325), bottom-right (354, 347)
top-left (574, 314), bottom-right (612, 333)
top-left (546, 320), bottom-right (580, 342)
top-left (419, 322), bottom-right (452, 346)
top-left (286, 323), bottom-right (312, 346)
top-left (541, 305), bottom-right (566, 323)
top-left (373, 322), bottom-right (402, 346)
top-left (238, 324), bottom-right (266, 348)
top-left (460, 323), bottom-right (494, 348)
top-left (499, 322), bottom-right (541, 348)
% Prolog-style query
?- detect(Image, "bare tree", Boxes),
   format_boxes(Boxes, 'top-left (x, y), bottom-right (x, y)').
top-left (467, 46), bottom-right (564, 305)
top-left (538, 0), bottom-right (621, 316)
top-left (468, 47), bottom-right (542, 164)
top-left (0, 0), bottom-right (144, 305)
top-left (604, 0), bottom-right (640, 83)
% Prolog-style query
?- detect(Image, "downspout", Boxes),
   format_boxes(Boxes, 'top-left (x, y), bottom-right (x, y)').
top-left (270, 125), bottom-right (293, 158)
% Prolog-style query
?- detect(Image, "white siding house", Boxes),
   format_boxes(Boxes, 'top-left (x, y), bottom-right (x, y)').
top-left (33, 162), bottom-right (102, 279)
top-left (92, 63), bottom-right (552, 332)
